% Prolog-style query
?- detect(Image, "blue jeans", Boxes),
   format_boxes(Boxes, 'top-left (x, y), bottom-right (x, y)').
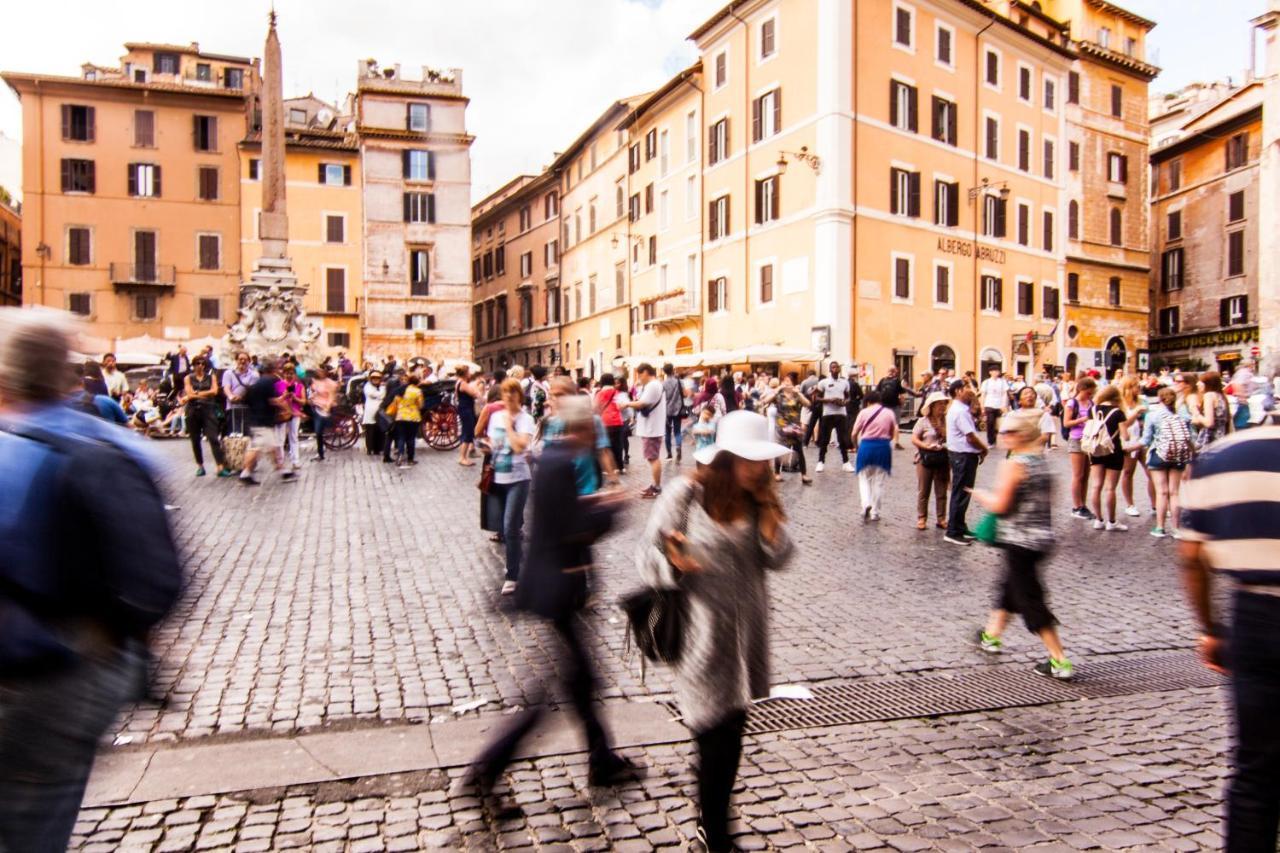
top-left (664, 414), bottom-right (683, 457)
top-left (946, 452), bottom-right (980, 538)
top-left (0, 643), bottom-right (144, 853)
top-left (501, 479), bottom-right (530, 581)
top-left (1227, 590), bottom-right (1280, 852)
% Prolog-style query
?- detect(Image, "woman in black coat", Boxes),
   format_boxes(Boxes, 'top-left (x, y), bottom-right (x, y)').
top-left (464, 395), bottom-right (636, 806)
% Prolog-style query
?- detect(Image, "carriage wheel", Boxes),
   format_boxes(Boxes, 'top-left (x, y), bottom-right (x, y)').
top-left (425, 405), bottom-right (461, 450)
top-left (323, 414), bottom-right (361, 450)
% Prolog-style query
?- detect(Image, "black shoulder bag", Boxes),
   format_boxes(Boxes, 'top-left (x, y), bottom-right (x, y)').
top-left (620, 488), bottom-right (694, 677)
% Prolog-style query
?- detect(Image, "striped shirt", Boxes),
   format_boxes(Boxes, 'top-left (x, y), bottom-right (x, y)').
top-left (1180, 426), bottom-right (1280, 588)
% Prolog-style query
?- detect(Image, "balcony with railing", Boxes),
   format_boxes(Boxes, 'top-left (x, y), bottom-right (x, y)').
top-left (110, 262), bottom-right (176, 290)
top-left (642, 289), bottom-right (698, 327)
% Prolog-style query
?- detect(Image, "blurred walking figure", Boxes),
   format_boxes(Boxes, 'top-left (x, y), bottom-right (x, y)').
top-left (239, 358), bottom-right (293, 485)
top-left (464, 396), bottom-right (635, 807)
top-left (0, 309), bottom-right (182, 852)
top-left (1179, 423), bottom-right (1280, 852)
top-left (850, 389), bottom-right (898, 520)
top-left (638, 410), bottom-right (793, 852)
top-left (971, 409), bottom-right (1073, 680)
top-left (309, 367), bottom-right (337, 461)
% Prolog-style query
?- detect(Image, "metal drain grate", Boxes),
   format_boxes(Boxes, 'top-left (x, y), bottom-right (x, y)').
top-left (745, 651), bottom-right (1224, 735)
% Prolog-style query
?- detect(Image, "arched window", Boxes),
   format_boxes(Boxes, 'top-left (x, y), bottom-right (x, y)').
top-left (1068, 200), bottom-right (1079, 240)
top-left (1109, 208), bottom-right (1122, 246)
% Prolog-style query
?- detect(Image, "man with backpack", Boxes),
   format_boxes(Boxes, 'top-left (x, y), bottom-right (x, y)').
top-left (0, 309), bottom-right (182, 852)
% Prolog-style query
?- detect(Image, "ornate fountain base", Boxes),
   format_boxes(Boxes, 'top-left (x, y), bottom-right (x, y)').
top-left (222, 257), bottom-right (323, 366)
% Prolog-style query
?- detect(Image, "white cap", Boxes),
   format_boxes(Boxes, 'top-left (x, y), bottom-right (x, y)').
top-left (694, 410), bottom-right (792, 465)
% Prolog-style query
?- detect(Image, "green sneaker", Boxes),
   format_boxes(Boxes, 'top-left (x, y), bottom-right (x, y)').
top-left (217, 469), bottom-right (235, 478)
top-left (975, 630), bottom-right (1002, 654)
top-left (1034, 658), bottom-right (1074, 680)
top-left (195, 467), bottom-right (206, 477)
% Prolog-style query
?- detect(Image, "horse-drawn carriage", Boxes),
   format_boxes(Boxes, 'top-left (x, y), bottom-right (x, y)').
top-left (321, 375), bottom-right (461, 451)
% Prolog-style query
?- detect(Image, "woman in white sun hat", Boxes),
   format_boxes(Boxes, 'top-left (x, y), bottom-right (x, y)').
top-left (636, 410), bottom-right (794, 852)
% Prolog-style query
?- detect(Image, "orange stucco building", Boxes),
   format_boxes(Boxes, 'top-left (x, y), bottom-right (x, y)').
top-left (3, 43), bottom-right (258, 352)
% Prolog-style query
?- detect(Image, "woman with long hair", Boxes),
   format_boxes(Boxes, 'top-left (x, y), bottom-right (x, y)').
top-left (911, 392), bottom-right (950, 530)
top-left (1193, 371), bottom-right (1230, 452)
top-left (1063, 375), bottom-right (1097, 519)
top-left (1117, 376), bottom-right (1154, 517)
top-left (1086, 385), bottom-right (1130, 531)
top-left (455, 366), bottom-right (480, 466)
top-left (274, 359), bottom-right (306, 473)
top-left (1140, 386), bottom-right (1190, 538)
top-left (637, 411), bottom-right (792, 852)
top-left (594, 372), bottom-right (626, 473)
top-left (183, 355), bottom-right (232, 477)
top-left (487, 378), bottom-right (536, 595)
top-left (850, 389), bottom-right (898, 521)
top-left (772, 373), bottom-right (811, 484)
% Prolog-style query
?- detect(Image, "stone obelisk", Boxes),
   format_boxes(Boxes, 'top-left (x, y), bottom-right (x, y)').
top-left (224, 11), bottom-right (321, 364)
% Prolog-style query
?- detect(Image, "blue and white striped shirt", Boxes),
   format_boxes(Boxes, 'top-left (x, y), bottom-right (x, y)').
top-left (1181, 426), bottom-right (1280, 587)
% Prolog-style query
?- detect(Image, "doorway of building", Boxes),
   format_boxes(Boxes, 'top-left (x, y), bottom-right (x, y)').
top-left (979, 348), bottom-right (1004, 378)
top-left (931, 344), bottom-right (956, 374)
top-left (1105, 337), bottom-right (1127, 375)
top-left (1065, 352), bottom-right (1079, 377)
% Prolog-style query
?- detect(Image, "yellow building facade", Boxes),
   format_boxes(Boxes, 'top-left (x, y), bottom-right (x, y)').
top-left (239, 99), bottom-right (364, 359)
top-left (554, 100), bottom-right (639, 377)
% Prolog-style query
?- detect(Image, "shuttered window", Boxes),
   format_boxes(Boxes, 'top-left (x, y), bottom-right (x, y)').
top-left (931, 96), bottom-right (956, 146)
top-left (403, 192), bottom-right (436, 223)
top-left (197, 234), bottom-right (220, 271)
top-left (326, 215), bottom-right (345, 244)
top-left (60, 105), bottom-right (95, 142)
top-left (325, 268), bottom-right (346, 313)
top-left (1227, 230), bottom-right (1245, 277)
top-left (751, 89), bottom-right (782, 141)
top-left (198, 166), bottom-right (218, 201)
top-left (193, 115), bottom-right (217, 151)
top-left (133, 110), bottom-right (154, 147)
top-left (410, 249), bottom-right (430, 296)
top-left (889, 81), bottom-right (917, 133)
top-left (61, 159), bottom-right (95, 193)
top-left (68, 228), bottom-right (92, 265)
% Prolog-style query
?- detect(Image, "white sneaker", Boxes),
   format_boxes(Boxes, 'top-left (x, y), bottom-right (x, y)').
top-left (501, 580), bottom-right (517, 595)
top-left (1092, 519), bottom-right (1104, 530)
top-left (1124, 505), bottom-right (1140, 517)
top-left (1106, 521), bottom-right (1129, 532)
top-left (816, 462), bottom-right (825, 473)
top-left (842, 462), bottom-right (854, 473)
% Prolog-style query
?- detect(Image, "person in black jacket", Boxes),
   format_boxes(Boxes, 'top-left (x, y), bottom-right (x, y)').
top-left (462, 395), bottom-right (636, 809)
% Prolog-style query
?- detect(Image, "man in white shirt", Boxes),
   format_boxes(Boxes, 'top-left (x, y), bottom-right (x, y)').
top-left (979, 366), bottom-right (1011, 445)
top-left (945, 381), bottom-right (989, 545)
top-left (101, 353), bottom-right (129, 400)
top-left (623, 363), bottom-right (667, 498)
top-left (815, 360), bottom-right (853, 473)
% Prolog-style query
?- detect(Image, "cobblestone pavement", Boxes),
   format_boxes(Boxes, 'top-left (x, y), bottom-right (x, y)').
top-left (127, 437), bottom-right (1200, 744)
top-left (76, 688), bottom-right (1228, 851)
top-left (69, 434), bottom-right (1233, 851)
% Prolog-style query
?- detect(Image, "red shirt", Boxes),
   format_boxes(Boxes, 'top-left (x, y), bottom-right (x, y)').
top-left (595, 387), bottom-right (623, 427)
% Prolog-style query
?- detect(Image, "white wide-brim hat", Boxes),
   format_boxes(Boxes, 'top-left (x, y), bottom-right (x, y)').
top-left (694, 410), bottom-right (792, 465)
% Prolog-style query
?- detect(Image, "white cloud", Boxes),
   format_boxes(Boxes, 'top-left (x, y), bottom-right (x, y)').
top-left (0, 0), bottom-right (723, 201)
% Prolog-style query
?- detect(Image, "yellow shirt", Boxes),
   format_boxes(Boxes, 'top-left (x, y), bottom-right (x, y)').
top-left (394, 385), bottom-right (424, 422)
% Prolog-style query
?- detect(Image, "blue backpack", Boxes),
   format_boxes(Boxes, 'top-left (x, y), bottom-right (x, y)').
top-left (0, 422), bottom-right (181, 673)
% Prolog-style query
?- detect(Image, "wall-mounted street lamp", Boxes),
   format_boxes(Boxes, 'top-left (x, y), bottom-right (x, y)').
top-left (35, 242), bottom-right (51, 259)
top-left (610, 232), bottom-right (645, 250)
top-left (967, 177), bottom-right (1011, 202)
top-left (776, 146), bottom-right (821, 175)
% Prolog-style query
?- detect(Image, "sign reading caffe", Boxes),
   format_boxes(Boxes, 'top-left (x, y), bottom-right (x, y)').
top-left (936, 238), bottom-right (1006, 265)
top-left (1149, 326), bottom-right (1259, 354)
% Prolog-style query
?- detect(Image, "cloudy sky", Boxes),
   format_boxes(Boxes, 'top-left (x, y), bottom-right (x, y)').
top-left (0, 0), bottom-right (1270, 202)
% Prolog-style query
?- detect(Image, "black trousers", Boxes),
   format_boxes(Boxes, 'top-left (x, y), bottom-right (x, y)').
top-left (606, 424), bottom-right (625, 473)
top-left (364, 423), bottom-right (384, 455)
top-left (774, 436), bottom-right (806, 475)
top-left (187, 407), bottom-right (225, 469)
top-left (946, 452), bottom-right (980, 538)
top-left (802, 403), bottom-right (821, 446)
top-left (816, 414), bottom-right (849, 463)
top-left (695, 709), bottom-right (748, 851)
top-left (1227, 591), bottom-right (1280, 853)
top-left (997, 546), bottom-right (1056, 634)
top-left (471, 617), bottom-right (612, 779)
top-left (984, 407), bottom-right (1003, 446)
